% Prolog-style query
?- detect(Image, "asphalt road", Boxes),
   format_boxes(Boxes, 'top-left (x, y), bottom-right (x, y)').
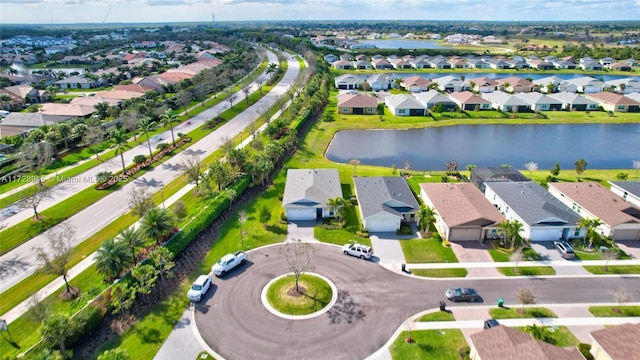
top-left (0, 50), bottom-right (300, 294)
top-left (195, 243), bottom-right (640, 360)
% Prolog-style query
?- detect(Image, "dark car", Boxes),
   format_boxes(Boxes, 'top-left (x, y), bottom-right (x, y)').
top-left (484, 319), bottom-right (500, 329)
top-left (445, 287), bottom-right (480, 302)
top-left (553, 241), bottom-right (575, 259)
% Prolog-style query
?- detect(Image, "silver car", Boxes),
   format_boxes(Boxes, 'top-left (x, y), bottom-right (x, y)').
top-left (553, 241), bottom-right (575, 259)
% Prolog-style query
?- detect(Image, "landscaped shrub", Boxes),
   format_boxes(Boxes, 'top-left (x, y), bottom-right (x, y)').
top-left (156, 142), bottom-right (169, 151)
top-left (280, 211), bottom-right (288, 224)
top-left (396, 223), bottom-right (413, 235)
top-left (133, 155), bottom-right (147, 165)
top-left (96, 171), bottom-right (112, 183)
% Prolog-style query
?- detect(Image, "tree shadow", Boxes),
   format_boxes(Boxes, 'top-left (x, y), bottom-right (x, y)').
top-left (135, 327), bottom-right (161, 344)
top-left (134, 177), bottom-right (162, 187)
top-left (266, 224), bottom-right (287, 234)
top-left (326, 289), bottom-right (366, 325)
top-left (0, 255), bottom-right (30, 280)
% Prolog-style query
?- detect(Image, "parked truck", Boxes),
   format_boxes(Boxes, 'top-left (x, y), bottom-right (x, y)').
top-left (212, 250), bottom-right (248, 277)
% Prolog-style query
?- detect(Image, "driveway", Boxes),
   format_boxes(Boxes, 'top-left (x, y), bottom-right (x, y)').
top-left (449, 241), bottom-right (502, 278)
top-left (193, 243), bottom-right (640, 360)
top-left (286, 220), bottom-right (317, 242)
top-left (616, 240), bottom-right (640, 260)
top-left (369, 231), bottom-right (412, 265)
top-left (530, 242), bottom-right (590, 276)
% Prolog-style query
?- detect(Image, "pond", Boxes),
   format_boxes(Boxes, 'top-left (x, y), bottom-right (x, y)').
top-left (325, 123), bottom-right (640, 171)
top-left (357, 39), bottom-right (447, 49)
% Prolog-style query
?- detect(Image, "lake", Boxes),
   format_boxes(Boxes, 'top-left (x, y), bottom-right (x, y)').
top-left (357, 39), bottom-right (447, 49)
top-left (325, 123), bottom-right (640, 170)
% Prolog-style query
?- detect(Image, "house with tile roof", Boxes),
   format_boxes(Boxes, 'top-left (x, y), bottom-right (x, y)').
top-left (515, 92), bottom-right (563, 111)
top-left (384, 94), bottom-right (426, 116)
top-left (495, 76), bottom-right (536, 93)
top-left (333, 60), bottom-right (353, 70)
top-left (39, 103), bottom-right (96, 117)
top-left (468, 77), bottom-right (498, 93)
top-left (336, 93), bottom-right (378, 115)
top-left (585, 92), bottom-right (640, 112)
top-left (481, 91), bottom-right (531, 112)
top-left (352, 60), bottom-right (372, 70)
top-left (353, 176), bottom-right (419, 232)
top-left (413, 90), bottom-right (457, 111)
top-left (547, 92), bottom-right (598, 111)
top-left (334, 74), bottom-right (364, 90)
top-left (448, 91), bottom-right (491, 111)
top-left (0, 112), bottom-right (70, 138)
top-left (401, 76), bottom-right (431, 92)
top-left (54, 75), bottom-right (97, 90)
top-left (608, 181), bottom-right (640, 209)
top-left (469, 325), bottom-right (584, 360)
top-left (282, 169), bottom-right (343, 221)
top-left (484, 181), bottom-right (584, 241)
top-left (372, 58), bottom-right (393, 70)
top-left (548, 182), bottom-right (640, 241)
top-left (420, 183), bottom-right (505, 242)
top-left (565, 77), bottom-right (605, 93)
top-left (589, 323), bottom-right (640, 360)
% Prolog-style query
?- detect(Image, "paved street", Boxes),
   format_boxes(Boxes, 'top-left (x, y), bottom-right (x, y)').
top-left (0, 50), bottom-right (300, 294)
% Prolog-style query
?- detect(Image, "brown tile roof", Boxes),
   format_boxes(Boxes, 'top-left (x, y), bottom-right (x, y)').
top-left (550, 182), bottom-right (640, 226)
top-left (420, 183), bottom-right (504, 227)
top-left (590, 323), bottom-right (640, 360)
top-left (113, 84), bottom-right (154, 94)
top-left (337, 93), bottom-right (377, 108)
top-left (470, 326), bottom-right (584, 360)
top-left (69, 96), bottom-right (121, 107)
top-left (95, 89), bottom-right (145, 100)
top-left (159, 72), bottom-right (193, 82)
top-left (449, 91), bottom-right (490, 104)
top-left (586, 92), bottom-right (640, 106)
top-left (39, 103), bottom-right (95, 117)
top-left (496, 76), bottom-right (533, 87)
top-left (402, 76), bottom-right (431, 87)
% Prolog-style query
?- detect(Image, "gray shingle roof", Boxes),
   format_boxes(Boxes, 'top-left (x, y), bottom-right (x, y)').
top-left (486, 181), bottom-right (582, 227)
top-left (282, 169), bottom-right (342, 209)
top-left (609, 181), bottom-right (640, 198)
top-left (354, 177), bottom-right (419, 218)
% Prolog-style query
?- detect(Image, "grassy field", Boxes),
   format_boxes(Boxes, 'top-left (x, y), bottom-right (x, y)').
top-left (497, 266), bottom-right (556, 276)
top-left (389, 329), bottom-right (468, 360)
top-left (588, 305), bottom-right (640, 317)
top-left (489, 307), bottom-right (557, 319)
top-left (400, 238), bottom-right (458, 263)
top-left (411, 268), bottom-right (468, 278)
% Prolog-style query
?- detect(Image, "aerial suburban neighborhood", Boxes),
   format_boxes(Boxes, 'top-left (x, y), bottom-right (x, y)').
top-left (0, 8), bottom-right (639, 360)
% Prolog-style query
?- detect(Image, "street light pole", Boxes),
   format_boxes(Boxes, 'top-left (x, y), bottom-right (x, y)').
top-left (160, 188), bottom-right (165, 209)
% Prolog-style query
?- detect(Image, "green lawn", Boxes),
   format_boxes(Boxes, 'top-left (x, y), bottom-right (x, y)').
top-left (588, 305), bottom-right (640, 317)
top-left (514, 325), bottom-right (581, 347)
top-left (489, 247), bottom-right (541, 262)
top-left (389, 329), bottom-right (468, 360)
top-left (417, 311), bottom-right (455, 322)
top-left (497, 266), bottom-right (556, 276)
top-left (411, 268), bottom-right (468, 278)
top-left (266, 274), bottom-right (333, 315)
top-left (489, 307), bottom-right (557, 319)
top-left (583, 265), bottom-right (640, 275)
top-left (400, 238), bottom-right (458, 263)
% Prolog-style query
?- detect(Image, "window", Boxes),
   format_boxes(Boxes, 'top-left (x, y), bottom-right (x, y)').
top-left (398, 109), bottom-right (406, 114)
top-left (623, 192), bottom-right (628, 200)
top-left (617, 105), bottom-right (625, 110)
top-left (574, 228), bottom-right (580, 236)
top-left (367, 107), bottom-right (373, 112)
top-left (342, 107), bottom-right (349, 113)
top-left (572, 203), bottom-right (577, 210)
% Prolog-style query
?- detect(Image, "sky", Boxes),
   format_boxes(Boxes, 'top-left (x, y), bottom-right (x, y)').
top-left (1, 0), bottom-right (640, 25)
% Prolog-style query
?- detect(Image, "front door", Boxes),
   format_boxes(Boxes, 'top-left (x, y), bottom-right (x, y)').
top-left (316, 208), bottom-right (323, 220)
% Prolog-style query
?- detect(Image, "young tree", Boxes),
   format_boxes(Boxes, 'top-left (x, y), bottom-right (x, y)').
top-left (238, 210), bottom-right (248, 247)
top-left (148, 247), bottom-right (175, 284)
top-left (226, 92), bottom-right (238, 109)
top-left (40, 313), bottom-right (73, 356)
top-left (516, 286), bottom-right (536, 314)
top-left (226, 188), bottom-right (237, 207)
top-left (256, 77), bottom-right (264, 95)
top-left (83, 125), bottom-right (106, 160)
top-left (524, 162), bottom-right (538, 177)
top-left (241, 84), bottom-right (251, 104)
top-left (550, 162), bottom-right (560, 177)
top-left (575, 158), bottom-right (587, 181)
top-left (633, 160), bottom-right (640, 178)
top-left (349, 159), bottom-right (360, 176)
top-left (326, 197), bottom-right (347, 223)
top-left (110, 282), bottom-right (136, 317)
top-left (280, 239), bottom-right (315, 293)
top-left (160, 109), bottom-right (178, 146)
top-left (172, 200), bottom-right (187, 221)
top-left (17, 181), bottom-right (51, 220)
top-left (510, 246), bottom-right (524, 273)
top-left (616, 172), bottom-right (629, 181)
top-left (131, 263), bottom-right (158, 304)
top-left (259, 205), bottom-right (271, 228)
top-left (497, 219), bottom-right (524, 249)
top-left (127, 186), bottom-right (155, 218)
top-left (611, 288), bottom-right (630, 313)
top-left (19, 141), bottom-right (56, 184)
top-left (140, 207), bottom-right (174, 244)
top-left (525, 324), bottom-right (555, 344)
top-left (117, 227), bottom-right (144, 265)
top-left (602, 247), bottom-right (620, 272)
top-left (95, 238), bottom-right (131, 280)
top-left (34, 225), bottom-right (76, 297)
top-left (137, 117), bottom-right (154, 158)
top-left (180, 154), bottom-right (202, 186)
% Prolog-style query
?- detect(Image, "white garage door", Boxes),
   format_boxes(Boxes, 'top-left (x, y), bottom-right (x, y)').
top-left (366, 218), bottom-right (398, 232)
top-left (286, 208), bottom-right (316, 221)
top-left (530, 228), bottom-right (563, 241)
top-left (449, 228), bottom-right (481, 242)
top-left (613, 229), bottom-right (640, 241)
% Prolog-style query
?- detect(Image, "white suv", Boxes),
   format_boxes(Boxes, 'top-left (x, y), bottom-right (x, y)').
top-left (342, 243), bottom-right (373, 260)
top-left (188, 274), bottom-right (212, 302)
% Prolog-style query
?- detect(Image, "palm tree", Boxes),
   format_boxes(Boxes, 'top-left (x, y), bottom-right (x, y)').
top-left (117, 227), bottom-right (145, 265)
top-left (265, 62), bottom-right (278, 80)
top-left (160, 109), bottom-right (177, 146)
top-left (327, 197), bottom-right (348, 223)
top-left (577, 218), bottom-right (603, 249)
top-left (497, 219), bottom-right (524, 249)
top-left (418, 205), bottom-right (437, 237)
top-left (137, 117), bottom-right (154, 158)
top-left (56, 122), bottom-right (71, 149)
top-left (112, 128), bottom-right (129, 174)
top-left (140, 207), bottom-right (174, 244)
top-left (95, 238), bottom-right (131, 280)
top-left (238, 210), bottom-right (248, 247)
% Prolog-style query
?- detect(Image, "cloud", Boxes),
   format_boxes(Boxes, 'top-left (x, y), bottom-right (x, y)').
top-left (1, 0), bottom-right (212, 5)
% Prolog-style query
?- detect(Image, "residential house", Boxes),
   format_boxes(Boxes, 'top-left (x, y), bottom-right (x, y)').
top-left (589, 323), bottom-right (640, 360)
top-left (609, 181), bottom-right (640, 208)
top-left (487, 59), bottom-right (511, 69)
top-left (355, 54), bottom-right (369, 61)
top-left (515, 92), bottom-right (563, 111)
top-left (599, 57), bottom-right (616, 67)
top-left (447, 58), bottom-right (468, 69)
top-left (0, 85), bottom-right (47, 106)
top-left (527, 59), bottom-right (555, 70)
top-left (353, 177), bottom-right (419, 232)
top-left (585, 92), bottom-right (640, 112)
top-left (323, 54), bottom-right (338, 63)
top-left (621, 58), bottom-right (638, 67)
top-left (410, 57), bottom-right (431, 69)
top-left (552, 59), bottom-right (577, 69)
top-left (506, 59), bottom-right (529, 69)
top-left (481, 91), bottom-right (531, 112)
top-left (389, 58), bottom-right (412, 69)
top-left (352, 60), bottom-right (373, 70)
top-left (69, 95), bottom-right (121, 107)
top-left (609, 62), bottom-right (632, 71)
top-left (484, 181), bottom-right (584, 241)
top-left (548, 182), bottom-right (640, 241)
top-left (333, 60), bottom-right (353, 70)
top-left (39, 103), bottom-right (96, 117)
top-left (495, 77), bottom-right (536, 93)
top-left (547, 92), bottom-right (599, 111)
top-left (366, 73), bottom-right (394, 91)
top-left (282, 169), bottom-right (343, 221)
top-left (384, 94), bottom-right (426, 116)
top-left (0, 112), bottom-right (70, 138)
top-left (432, 75), bottom-right (468, 93)
top-left (470, 167), bottom-right (530, 193)
top-left (533, 76), bottom-right (578, 93)
top-left (469, 77), bottom-right (498, 93)
top-left (339, 54), bottom-right (353, 61)
top-left (334, 74), bottom-right (364, 90)
top-left (420, 183), bottom-right (505, 242)
top-left (580, 60), bottom-right (604, 71)
top-left (626, 92), bottom-right (640, 103)
top-left (54, 75), bottom-right (97, 90)
top-left (469, 325), bottom-right (584, 360)
top-left (604, 78), bottom-right (640, 94)
top-left (413, 90), bottom-right (457, 111)
top-left (467, 59), bottom-right (490, 69)
top-left (566, 77), bottom-right (605, 93)
top-left (428, 58), bottom-right (452, 69)
top-left (336, 93), bottom-right (378, 115)
top-left (448, 91), bottom-right (492, 111)
top-left (401, 76), bottom-right (431, 92)
top-left (372, 58), bottom-right (393, 70)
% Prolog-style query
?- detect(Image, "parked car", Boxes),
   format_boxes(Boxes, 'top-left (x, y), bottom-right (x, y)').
top-left (553, 241), bottom-right (575, 259)
top-left (483, 319), bottom-right (500, 329)
top-left (187, 274), bottom-right (212, 302)
top-left (445, 287), bottom-right (481, 302)
top-left (212, 250), bottom-right (248, 277)
top-left (342, 243), bottom-right (373, 259)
